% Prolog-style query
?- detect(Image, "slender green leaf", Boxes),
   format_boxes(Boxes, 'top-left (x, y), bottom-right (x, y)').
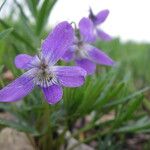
top-left (104, 87), bottom-right (149, 108)
top-left (0, 19), bottom-right (35, 50)
top-left (0, 0), bottom-right (7, 12)
top-left (0, 28), bottom-right (13, 40)
top-left (116, 117), bottom-right (150, 133)
top-left (36, 0), bottom-right (57, 35)
top-left (26, 0), bottom-right (39, 18)
top-left (112, 95), bottom-right (143, 129)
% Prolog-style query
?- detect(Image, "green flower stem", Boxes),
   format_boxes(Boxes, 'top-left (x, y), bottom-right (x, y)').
top-left (39, 103), bottom-right (53, 150)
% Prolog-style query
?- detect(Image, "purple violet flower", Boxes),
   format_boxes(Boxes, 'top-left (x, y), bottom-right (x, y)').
top-left (89, 8), bottom-right (112, 41)
top-left (62, 18), bottom-right (115, 75)
top-left (0, 22), bottom-right (86, 104)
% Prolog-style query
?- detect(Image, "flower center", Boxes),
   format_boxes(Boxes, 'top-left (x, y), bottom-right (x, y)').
top-left (75, 41), bottom-right (88, 59)
top-left (33, 61), bottom-right (57, 87)
top-left (40, 63), bottom-right (48, 70)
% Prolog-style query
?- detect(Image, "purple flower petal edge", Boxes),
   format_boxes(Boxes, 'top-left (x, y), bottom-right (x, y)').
top-left (15, 54), bottom-right (33, 69)
top-left (76, 58), bottom-right (96, 75)
top-left (61, 47), bottom-right (74, 62)
top-left (42, 84), bottom-right (63, 104)
top-left (53, 66), bottom-right (87, 87)
top-left (85, 45), bottom-right (115, 66)
top-left (0, 72), bottom-right (34, 102)
top-left (95, 9), bottom-right (109, 25)
top-left (41, 21), bottom-right (74, 65)
top-left (79, 17), bottom-right (96, 43)
top-left (97, 29), bottom-right (112, 41)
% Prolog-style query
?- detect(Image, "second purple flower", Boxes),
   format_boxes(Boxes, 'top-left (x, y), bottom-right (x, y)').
top-left (62, 18), bottom-right (115, 75)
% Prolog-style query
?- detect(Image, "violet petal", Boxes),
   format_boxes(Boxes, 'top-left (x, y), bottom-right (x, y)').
top-left (97, 29), bottom-right (112, 41)
top-left (79, 17), bottom-right (96, 43)
top-left (61, 47), bottom-right (75, 62)
top-left (85, 45), bottom-right (115, 66)
top-left (41, 21), bottom-right (74, 65)
top-left (53, 66), bottom-right (86, 87)
top-left (95, 9), bottom-right (109, 25)
top-left (42, 84), bottom-right (63, 104)
top-left (14, 54), bottom-right (33, 69)
top-left (0, 71), bottom-right (35, 102)
top-left (76, 58), bottom-right (96, 75)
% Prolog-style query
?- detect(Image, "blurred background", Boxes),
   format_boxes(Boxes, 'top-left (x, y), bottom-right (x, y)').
top-left (1, 0), bottom-right (150, 42)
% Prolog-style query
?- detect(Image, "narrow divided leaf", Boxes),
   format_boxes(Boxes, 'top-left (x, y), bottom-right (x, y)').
top-left (0, 28), bottom-right (13, 40)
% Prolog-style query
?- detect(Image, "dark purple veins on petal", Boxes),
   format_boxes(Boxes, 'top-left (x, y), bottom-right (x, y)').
top-left (41, 21), bottom-right (74, 65)
top-left (53, 66), bottom-right (87, 87)
top-left (0, 72), bottom-right (34, 102)
top-left (42, 84), bottom-right (63, 104)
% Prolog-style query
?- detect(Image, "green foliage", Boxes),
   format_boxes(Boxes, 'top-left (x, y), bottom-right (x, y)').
top-left (35, 0), bottom-right (58, 35)
top-left (0, 118), bottom-right (38, 135)
top-left (97, 39), bottom-right (150, 87)
top-left (0, 28), bottom-right (13, 40)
